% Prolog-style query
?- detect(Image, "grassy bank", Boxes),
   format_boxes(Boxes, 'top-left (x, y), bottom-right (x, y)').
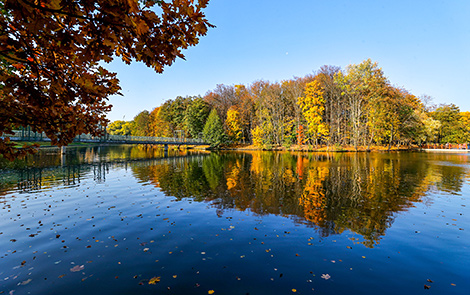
top-left (218, 143), bottom-right (418, 152)
top-left (13, 141), bottom-right (415, 153)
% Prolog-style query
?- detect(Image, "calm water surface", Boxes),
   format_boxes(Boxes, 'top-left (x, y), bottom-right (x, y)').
top-left (0, 146), bottom-right (468, 294)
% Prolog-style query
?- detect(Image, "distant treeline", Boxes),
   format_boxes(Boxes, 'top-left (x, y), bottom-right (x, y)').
top-left (108, 59), bottom-right (470, 149)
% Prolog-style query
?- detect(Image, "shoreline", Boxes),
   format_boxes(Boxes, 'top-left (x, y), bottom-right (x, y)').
top-left (16, 142), bottom-right (470, 154)
top-left (210, 144), bottom-right (420, 153)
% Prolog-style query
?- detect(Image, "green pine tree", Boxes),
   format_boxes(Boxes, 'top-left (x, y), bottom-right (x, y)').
top-left (203, 109), bottom-right (227, 148)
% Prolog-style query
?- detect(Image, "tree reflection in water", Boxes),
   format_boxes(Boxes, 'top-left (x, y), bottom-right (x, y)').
top-left (1, 148), bottom-right (469, 248)
top-left (131, 151), bottom-right (469, 248)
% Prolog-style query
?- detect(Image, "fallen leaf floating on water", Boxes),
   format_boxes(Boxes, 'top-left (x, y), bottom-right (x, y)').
top-left (208, 290), bottom-right (215, 294)
top-left (292, 289), bottom-right (297, 293)
top-left (20, 279), bottom-right (32, 285)
top-left (70, 265), bottom-right (84, 272)
top-left (149, 277), bottom-right (161, 285)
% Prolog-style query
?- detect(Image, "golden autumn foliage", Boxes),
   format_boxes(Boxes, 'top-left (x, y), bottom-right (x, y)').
top-left (226, 160), bottom-right (241, 190)
top-left (299, 166), bottom-right (329, 225)
top-left (297, 80), bottom-right (329, 146)
top-left (100, 56), bottom-right (468, 149)
top-left (251, 126), bottom-right (265, 147)
top-left (459, 111), bottom-right (470, 142)
top-left (226, 107), bottom-right (243, 142)
top-left (0, 0), bottom-right (212, 160)
top-left (149, 107), bottom-right (173, 137)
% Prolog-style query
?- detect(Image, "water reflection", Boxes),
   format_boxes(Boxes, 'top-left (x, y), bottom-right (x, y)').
top-left (130, 151), bottom-right (470, 247)
top-left (1, 148), bottom-right (469, 248)
top-left (0, 145), bottom-right (207, 194)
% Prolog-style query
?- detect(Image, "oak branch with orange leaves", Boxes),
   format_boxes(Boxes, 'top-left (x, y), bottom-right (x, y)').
top-left (0, 0), bottom-right (213, 160)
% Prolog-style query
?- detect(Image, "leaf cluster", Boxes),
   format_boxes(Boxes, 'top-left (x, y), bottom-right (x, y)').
top-left (0, 0), bottom-right (212, 159)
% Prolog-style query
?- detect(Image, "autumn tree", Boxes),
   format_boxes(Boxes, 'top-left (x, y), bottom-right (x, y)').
top-left (459, 112), bottom-right (470, 143)
top-left (149, 107), bottom-right (172, 137)
top-left (159, 96), bottom-right (192, 135)
top-left (132, 110), bottom-right (151, 136)
top-left (204, 84), bottom-right (239, 123)
top-left (334, 70), bottom-right (364, 149)
top-left (226, 106), bottom-right (242, 142)
top-left (413, 110), bottom-right (440, 145)
top-left (316, 66), bottom-right (344, 146)
top-left (369, 87), bottom-right (423, 150)
top-left (0, 0), bottom-right (212, 160)
top-left (234, 84), bottom-right (255, 143)
top-left (297, 80), bottom-right (329, 147)
top-left (280, 76), bottom-right (313, 146)
top-left (393, 91), bottom-right (425, 146)
top-left (431, 104), bottom-right (464, 143)
top-left (251, 125), bottom-right (265, 147)
top-left (335, 59), bottom-right (389, 149)
top-left (107, 120), bottom-right (127, 135)
top-left (251, 81), bottom-right (289, 146)
top-left (107, 120), bottom-right (134, 136)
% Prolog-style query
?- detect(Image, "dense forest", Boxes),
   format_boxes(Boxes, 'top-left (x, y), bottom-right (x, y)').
top-left (108, 59), bottom-right (470, 149)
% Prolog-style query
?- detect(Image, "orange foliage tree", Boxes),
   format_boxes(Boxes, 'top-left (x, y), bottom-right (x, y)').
top-left (0, 0), bottom-right (212, 160)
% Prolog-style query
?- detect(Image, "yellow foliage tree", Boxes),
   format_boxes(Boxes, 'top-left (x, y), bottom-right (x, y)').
top-left (460, 111), bottom-right (470, 142)
top-left (226, 107), bottom-right (243, 142)
top-left (297, 80), bottom-right (329, 147)
top-left (251, 126), bottom-right (265, 147)
top-left (149, 107), bottom-right (172, 137)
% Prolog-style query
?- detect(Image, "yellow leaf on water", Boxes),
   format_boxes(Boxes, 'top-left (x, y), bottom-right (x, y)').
top-left (149, 276), bottom-right (161, 285)
top-left (292, 289), bottom-right (297, 292)
top-left (208, 290), bottom-right (215, 294)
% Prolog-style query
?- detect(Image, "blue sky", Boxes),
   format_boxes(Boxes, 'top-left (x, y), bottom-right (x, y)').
top-left (106, 0), bottom-right (470, 122)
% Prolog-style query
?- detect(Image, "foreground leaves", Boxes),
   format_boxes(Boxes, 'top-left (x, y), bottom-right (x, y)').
top-left (0, 0), bottom-right (213, 160)
top-left (149, 276), bottom-right (161, 285)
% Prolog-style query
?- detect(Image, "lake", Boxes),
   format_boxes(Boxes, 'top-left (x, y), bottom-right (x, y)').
top-left (0, 146), bottom-right (468, 294)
